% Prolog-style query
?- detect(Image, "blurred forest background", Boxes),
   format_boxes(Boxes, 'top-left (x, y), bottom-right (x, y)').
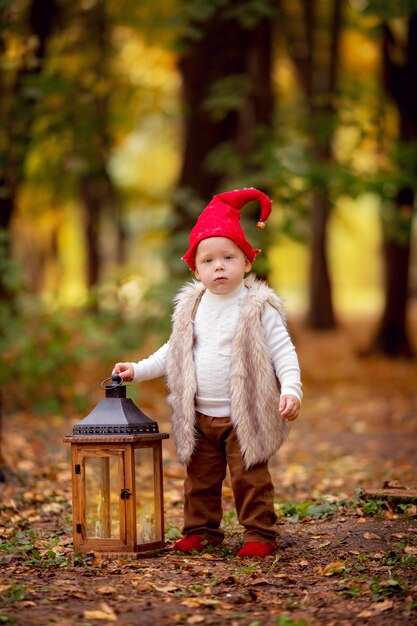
top-left (1, 0), bottom-right (417, 430)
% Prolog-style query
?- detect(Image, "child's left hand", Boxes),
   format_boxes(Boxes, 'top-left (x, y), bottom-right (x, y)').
top-left (279, 395), bottom-right (300, 421)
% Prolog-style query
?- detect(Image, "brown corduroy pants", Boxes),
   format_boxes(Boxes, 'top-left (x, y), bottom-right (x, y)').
top-left (182, 413), bottom-right (278, 545)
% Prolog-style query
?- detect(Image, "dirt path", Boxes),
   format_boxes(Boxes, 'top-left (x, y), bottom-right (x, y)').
top-left (1, 317), bottom-right (417, 625)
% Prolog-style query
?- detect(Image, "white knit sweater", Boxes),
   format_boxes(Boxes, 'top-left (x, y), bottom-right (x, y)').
top-left (132, 281), bottom-right (302, 417)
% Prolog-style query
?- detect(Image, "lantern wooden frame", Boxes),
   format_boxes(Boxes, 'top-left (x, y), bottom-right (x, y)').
top-left (64, 434), bottom-right (168, 554)
top-left (64, 377), bottom-right (169, 556)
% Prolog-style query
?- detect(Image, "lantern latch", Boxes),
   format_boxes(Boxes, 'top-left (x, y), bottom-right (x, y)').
top-left (120, 488), bottom-right (132, 500)
top-left (75, 464), bottom-right (81, 474)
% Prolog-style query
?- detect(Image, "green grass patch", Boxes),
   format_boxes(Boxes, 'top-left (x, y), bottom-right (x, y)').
top-left (277, 499), bottom-right (340, 522)
top-left (275, 614), bottom-right (308, 626)
top-left (369, 576), bottom-right (408, 601)
top-left (0, 529), bottom-right (71, 569)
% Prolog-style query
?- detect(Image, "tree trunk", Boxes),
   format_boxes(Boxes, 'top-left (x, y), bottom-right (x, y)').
top-left (0, 0), bottom-right (60, 293)
top-left (279, 0), bottom-right (342, 329)
top-left (372, 215), bottom-right (413, 357)
top-left (172, 3), bottom-right (275, 278)
top-left (79, 176), bottom-right (103, 291)
top-left (175, 12), bottom-right (246, 215)
top-left (76, 1), bottom-right (122, 295)
top-left (0, 198), bottom-right (14, 233)
top-left (79, 169), bottom-right (122, 295)
top-left (308, 191), bottom-right (335, 328)
top-left (0, 0), bottom-right (60, 482)
top-left (371, 15), bottom-right (417, 357)
top-left (0, 199), bottom-right (14, 302)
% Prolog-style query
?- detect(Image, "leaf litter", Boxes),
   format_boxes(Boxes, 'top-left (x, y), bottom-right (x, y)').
top-left (1, 317), bottom-right (417, 625)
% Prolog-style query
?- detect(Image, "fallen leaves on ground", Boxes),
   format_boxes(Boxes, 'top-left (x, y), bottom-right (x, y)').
top-left (1, 317), bottom-right (417, 625)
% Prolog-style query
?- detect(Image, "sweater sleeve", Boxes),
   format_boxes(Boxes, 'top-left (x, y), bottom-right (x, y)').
top-left (131, 341), bottom-right (169, 382)
top-left (262, 304), bottom-right (303, 401)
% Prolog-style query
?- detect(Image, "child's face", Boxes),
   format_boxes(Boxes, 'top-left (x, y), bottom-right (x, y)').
top-left (194, 237), bottom-right (252, 294)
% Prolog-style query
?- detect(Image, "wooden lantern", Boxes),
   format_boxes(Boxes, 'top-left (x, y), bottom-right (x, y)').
top-left (63, 376), bottom-right (169, 555)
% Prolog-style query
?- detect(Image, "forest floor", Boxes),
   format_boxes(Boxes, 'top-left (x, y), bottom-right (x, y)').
top-left (1, 314), bottom-right (417, 626)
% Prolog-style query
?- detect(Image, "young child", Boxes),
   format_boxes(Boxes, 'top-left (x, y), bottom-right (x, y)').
top-left (113, 188), bottom-right (302, 558)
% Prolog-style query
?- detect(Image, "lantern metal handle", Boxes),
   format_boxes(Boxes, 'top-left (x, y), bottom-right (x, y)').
top-left (100, 375), bottom-right (124, 389)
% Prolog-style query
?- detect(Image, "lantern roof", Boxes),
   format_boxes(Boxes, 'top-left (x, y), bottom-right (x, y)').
top-left (72, 377), bottom-right (159, 436)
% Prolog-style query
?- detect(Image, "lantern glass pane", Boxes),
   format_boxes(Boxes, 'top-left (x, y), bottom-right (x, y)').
top-left (85, 456), bottom-right (120, 539)
top-left (135, 447), bottom-right (156, 544)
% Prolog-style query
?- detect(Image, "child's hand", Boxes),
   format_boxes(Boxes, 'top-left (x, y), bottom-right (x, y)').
top-left (279, 395), bottom-right (300, 421)
top-left (112, 362), bottom-right (134, 382)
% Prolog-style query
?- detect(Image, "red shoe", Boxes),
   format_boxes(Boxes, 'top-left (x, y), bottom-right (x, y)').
top-left (172, 535), bottom-right (205, 553)
top-left (236, 542), bottom-right (276, 558)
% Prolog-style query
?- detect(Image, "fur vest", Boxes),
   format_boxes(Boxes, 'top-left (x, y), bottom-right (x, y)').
top-left (166, 274), bottom-right (290, 469)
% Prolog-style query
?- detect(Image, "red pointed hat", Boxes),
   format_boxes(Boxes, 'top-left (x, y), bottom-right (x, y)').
top-left (182, 188), bottom-right (272, 271)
